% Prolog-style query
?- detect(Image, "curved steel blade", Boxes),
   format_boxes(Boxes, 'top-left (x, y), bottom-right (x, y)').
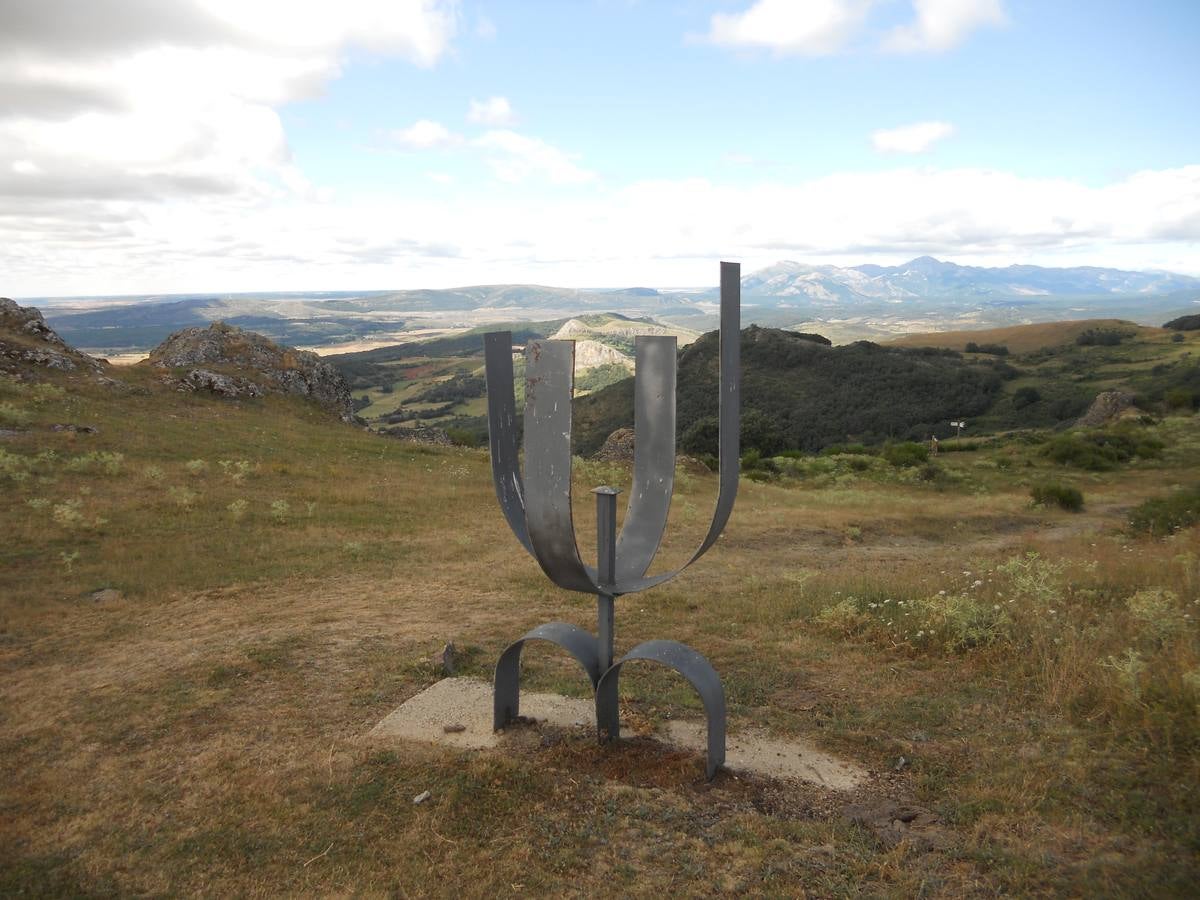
top-left (615, 335), bottom-right (676, 582)
top-left (595, 638), bottom-right (726, 780)
top-left (611, 260), bottom-right (740, 595)
top-left (484, 331), bottom-right (533, 555)
top-left (493, 621), bottom-right (602, 730)
top-left (523, 339), bottom-right (600, 594)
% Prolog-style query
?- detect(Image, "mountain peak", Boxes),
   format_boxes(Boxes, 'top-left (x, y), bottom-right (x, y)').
top-left (904, 256), bottom-right (950, 272)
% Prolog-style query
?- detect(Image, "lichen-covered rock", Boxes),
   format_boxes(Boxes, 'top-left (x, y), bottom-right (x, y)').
top-left (0, 297), bottom-right (108, 379)
top-left (593, 427), bottom-right (635, 461)
top-left (1076, 390), bottom-right (1140, 428)
top-left (0, 297), bottom-right (68, 347)
top-left (178, 369), bottom-right (264, 398)
top-left (147, 323), bottom-right (354, 421)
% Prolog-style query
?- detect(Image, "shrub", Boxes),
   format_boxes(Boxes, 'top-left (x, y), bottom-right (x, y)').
top-left (918, 463), bottom-right (943, 482)
top-left (740, 408), bottom-right (786, 456)
top-left (226, 498), bottom-right (249, 521)
top-left (910, 592), bottom-right (1012, 652)
top-left (1076, 328), bottom-right (1131, 346)
top-left (63, 452), bottom-right (124, 475)
top-left (0, 401), bottom-right (32, 426)
top-left (965, 342), bottom-right (1009, 356)
top-left (680, 416), bottom-right (719, 456)
top-left (1126, 589), bottom-right (1186, 644)
top-left (882, 441), bottom-right (929, 468)
top-left (1164, 388), bottom-right (1196, 411)
top-left (167, 486), bottom-right (197, 509)
top-left (1031, 483), bottom-right (1084, 511)
top-left (1128, 486), bottom-right (1200, 537)
top-left (1013, 386), bottom-right (1042, 409)
top-left (816, 598), bottom-right (870, 635)
top-left (740, 448), bottom-right (763, 470)
top-left (1171, 333), bottom-right (1186, 343)
top-left (445, 427), bottom-right (480, 448)
top-left (1042, 428), bottom-right (1162, 471)
top-left (820, 443), bottom-right (872, 457)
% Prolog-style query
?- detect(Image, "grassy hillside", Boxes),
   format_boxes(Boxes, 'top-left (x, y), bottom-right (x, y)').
top-left (2, 341), bottom-right (1200, 895)
top-left (574, 322), bottom-right (1200, 455)
top-left (887, 318), bottom-right (1161, 354)
top-left (575, 326), bottom-right (1011, 456)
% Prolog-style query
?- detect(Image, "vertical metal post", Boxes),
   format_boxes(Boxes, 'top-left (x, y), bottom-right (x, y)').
top-left (592, 486), bottom-right (619, 740)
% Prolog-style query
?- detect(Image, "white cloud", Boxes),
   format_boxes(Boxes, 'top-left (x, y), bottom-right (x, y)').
top-left (704, 0), bottom-right (872, 56)
top-left (871, 121), bottom-right (955, 154)
top-left (467, 96), bottom-right (516, 126)
top-left (474, 130), bottom-right (595, 185)
top-left (11, 160), bottom-right (40, 174)
top-left (6, 163), bottom-right (1198, 296)
top-left (883, 0), bottom-right (1007, 53)
top-left (0, 0), bottom-right (458, 208)
top-left (391, 119), bottom-right (460, 149)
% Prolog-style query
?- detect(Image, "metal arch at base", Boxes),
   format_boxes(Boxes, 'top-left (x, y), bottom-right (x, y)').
top-left (595, 639), bottom-right (727, 781)
top-left (493, 622), bottom-right (602, 731)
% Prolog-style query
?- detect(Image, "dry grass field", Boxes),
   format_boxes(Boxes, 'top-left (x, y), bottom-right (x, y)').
top-left (2, 365), bottom-right (1199, 896)
top-left (887, 319), bottom-right (1164, 355)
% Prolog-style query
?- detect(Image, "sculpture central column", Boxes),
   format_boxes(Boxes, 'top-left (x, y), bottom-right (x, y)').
top-left (593, 486), bottom-right (619, 738)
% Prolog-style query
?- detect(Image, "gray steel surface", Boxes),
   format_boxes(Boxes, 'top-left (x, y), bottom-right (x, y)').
top-left (484, 261), bottom-right (741, 780)
top-left (596, 639), bottom-right (727, 780)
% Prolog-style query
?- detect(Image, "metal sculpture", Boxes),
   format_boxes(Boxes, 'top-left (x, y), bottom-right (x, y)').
top-left (484, 261), bottom-right (740, 779)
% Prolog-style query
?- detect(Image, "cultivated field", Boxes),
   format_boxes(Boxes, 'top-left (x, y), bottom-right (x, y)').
top-left (2, 367), bottom-right (1198, 896)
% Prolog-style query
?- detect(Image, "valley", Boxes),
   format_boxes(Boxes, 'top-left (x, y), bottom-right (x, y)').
top-left (2, 295), bottom-right (1198, 895)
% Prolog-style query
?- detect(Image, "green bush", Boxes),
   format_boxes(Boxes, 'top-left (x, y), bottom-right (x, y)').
top-left (1042, 428), bottom-right (1163, 471)
top-left (965, 342), bottom-right (1009, 356)
top-left (680, 416), bottom-right (719, 456)
top-left (1013, 386), bottom-right (1042, 408)
top-left (1128, 486), bottom-right (1200, 537)
top-left (820, 443), bottom-right (872, 457)
top-left (1030, 482), bottom-right (1084, 511)
top-left (445, 427), bottom-right (480, 448)
top-left (0, 401), bottom-right (32, 426)
top-left (1164, 388), bottom-right (1196, 411)
top-left (1076, 328), bottom-right (1131, 346)
top-left (882, 441), bottom-right (929, 468)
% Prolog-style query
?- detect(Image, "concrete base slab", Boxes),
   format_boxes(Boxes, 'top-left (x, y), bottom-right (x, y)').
top-left (368, 677), bottom-right (866, 791)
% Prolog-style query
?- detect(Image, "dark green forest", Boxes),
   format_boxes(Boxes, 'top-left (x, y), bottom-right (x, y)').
top-left (572, 326), bottom-right (1011, 456)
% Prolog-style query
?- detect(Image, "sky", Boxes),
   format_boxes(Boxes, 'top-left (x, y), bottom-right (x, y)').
top-left (3, 0), bottom-right (1199, 297)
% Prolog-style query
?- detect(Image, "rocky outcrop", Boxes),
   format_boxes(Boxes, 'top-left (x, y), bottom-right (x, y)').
top-left (147, 323), bottom-right (355, 421)
top-left (572, 339), bottom-right (632, 373)
top-left (593, 427), bottom-right (635, 462)
top-left (0, 298), bottom-right (108, 379)
top-left (179, 369), bottom-right (264, 399)
top-left (1076, 390), bottom-right (1140, 428)
top-left (379, 424), bottom-right (453, 446)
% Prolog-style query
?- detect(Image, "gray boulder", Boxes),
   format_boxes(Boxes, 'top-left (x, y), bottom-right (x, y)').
top-left (594, 427), bottom-right (636, 462)
top-left (1076, 390), bottom-right (1139, 428)
top-left (148, 323), bottom-right (355, 421)
top-left (0, 298), bottom-right (107, 378)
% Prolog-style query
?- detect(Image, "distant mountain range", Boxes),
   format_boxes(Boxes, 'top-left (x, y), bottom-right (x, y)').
top-left (736, 256), bottom-right (1200, 305)
top-left (30, 257), bottom-right (1200, 353)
